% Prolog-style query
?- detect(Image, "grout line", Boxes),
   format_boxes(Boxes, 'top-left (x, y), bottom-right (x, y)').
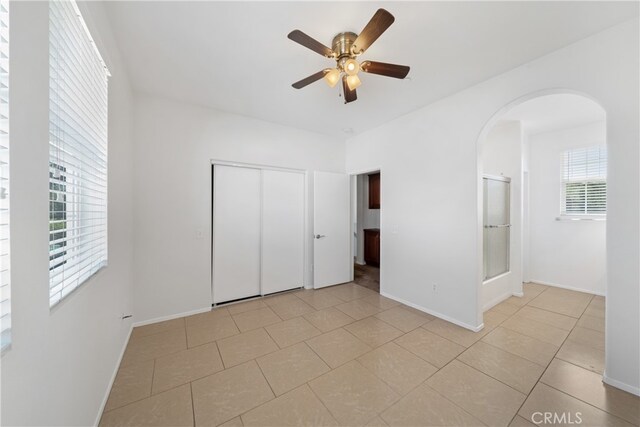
top-left (189, 382), bottom-right (195, 427)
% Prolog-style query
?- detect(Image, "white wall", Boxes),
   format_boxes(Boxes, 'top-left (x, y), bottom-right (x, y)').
top-left (355, 174), bottom-right (380, 264)
top-left (345, 19), bottom-right (639, 394)
top-left (481, 121), bottom-right (523, 309)
top-left (132, 95), bottom-right (344, 323)
top-left (1, 2), bottom-right (135, 425)
top-left (529, 121), bottom-right (607, 295)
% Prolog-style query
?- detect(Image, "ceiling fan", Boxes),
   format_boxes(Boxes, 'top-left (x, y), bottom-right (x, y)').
top-left (288, 8), bottom-right (410, 104)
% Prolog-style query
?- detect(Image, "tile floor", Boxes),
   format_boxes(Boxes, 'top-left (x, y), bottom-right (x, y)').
top-left (100, 283), bottom-right (639, 427)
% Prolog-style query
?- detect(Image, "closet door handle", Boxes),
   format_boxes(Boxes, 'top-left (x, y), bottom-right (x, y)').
top-left (314, 234), bottom-right (326, 239)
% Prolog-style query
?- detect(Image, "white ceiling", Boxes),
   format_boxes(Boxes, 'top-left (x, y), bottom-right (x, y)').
top-left (499, 93), bottom-right (605, 135)
top-left (103, 1), bottom-right (638, 139)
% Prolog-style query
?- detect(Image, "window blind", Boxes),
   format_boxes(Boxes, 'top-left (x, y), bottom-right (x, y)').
top-left (561, 145), bottom-right (607, 216)
top-left (0, 0), bottom-right (10, 350)
top-left (49, 0), bottom-right (109, 307)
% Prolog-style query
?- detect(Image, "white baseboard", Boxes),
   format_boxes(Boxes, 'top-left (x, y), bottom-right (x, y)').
top-left (529, 279), bottom-right (605, 296)
top-left (380, 291), bottom-right (484, 332)
top-left (94, 324), bottom-right (133, 426)
top-left (603, 373), bottom-right (640, 396)
top-left (483, 293), bottom-right (513, 311)
top-left (512, 291), bottom-right (524, 297)
top-left (132, 306), bottom-right (214, 327)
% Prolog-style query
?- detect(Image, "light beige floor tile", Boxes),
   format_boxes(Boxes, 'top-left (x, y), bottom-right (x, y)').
top-left (358, 342), bottom-right (438, 395)
top-left (186, 315), bottom-right (239, 348)
top-left (192, 361), bottom-right (274, 426)
top-left (489, 300), bottom-right (521, 316)
top-left (541, 359), bottom-right (640, 425)
top-left (427, 360), bottom-right (526, 427)
top-left (528, 288), bottom-right (592, 318)
top-left (395, 328), bottom-right (465, 368)
top-left (360, 294), bottom-right (400, 310)
top-left (501, 315), bottom-right (570, 346)
top-left (576, 314), bottom-right (605, 333)
top-left (256, 342), bottom-right (330, 396)
top-left (583, 304), bottom-right (606, 319)
top-left (482, 327), bottom-right (558, 367)
top-left (104, 359), bottom-right (154, 412)
top-left (269, 298), bottom-right (315, 320)
top-left (232, 307), bottom-right (281, 332)
top-left (217, 328), bottom-right (279, 368)
top-left (423, 318), bottom-right (490, 347)
top-left (152, 342), bottom-right (224, 394)
top-left (184, 307), bottom-right (230, 327)
top-left (457, 341), bottom-right (544, 394)
top-left (121, 328), bottom-right (187, 366)
top-left (100, 384), bottom-right (193, 427)
top-left (241, 384), bottom-right (338, 426)
top-left (265, 317), bottom-right (321, 348)
top-left (556, 338), bottom-right (605, 374)
top-left (523, 282), bottom-right (548, 296)
top-left (519, 383), bottom-right (634, 427)
top-left (345, 317), bottom-right (403, 348)
top-left (335, 299), bottom-right (382, 320)
top-left (328, 283), bottom-right (379, 301)
top-left (514, 306), bottom-right (577, 331)
top-left (381, 383), bottom-right (484, 427)
top-left (296, 289), bottom-right (344, 310)
top-left (484, 310), bottom-right (510, 329)
top-left (310, 360), bottom-right (399, 426)
top-left (510, 415), bottom-right (537, 427)
top-left (219, 417), bottom-right (244, 427)
top-left (505, 295), bottom-right (534, 307)
top-left (306, 328), bottom-right (371, 368)
top-left (375, 306), bottom-right (431, 333)
top-left (399, 305), bottom-right (437, 321)
top-left (304, 307), bottom-right (355, 332)
top-left (263, 292), bottom-right (301, 307)
top-left (567, 326), bottom-right (605, 351)
top-left (130, 318), bottom-right (185, 339)
top-left (364, 415), bottom-right (388, 426)
top-left (227, 299), bottom-right (267, 315)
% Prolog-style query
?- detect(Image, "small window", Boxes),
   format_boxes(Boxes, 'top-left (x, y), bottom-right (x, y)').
top-left (561, 145), bottom-right (607, 216)
top-left (49, 0), bottom-right (109, 307)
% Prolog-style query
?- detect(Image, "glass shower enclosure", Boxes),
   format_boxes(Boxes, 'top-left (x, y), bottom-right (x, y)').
top-left (483, 175), bottom-right (511, 281)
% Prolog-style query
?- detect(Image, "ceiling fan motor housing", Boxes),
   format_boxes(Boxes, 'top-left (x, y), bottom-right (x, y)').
top-left (332, 32), bottom-right (358, 61)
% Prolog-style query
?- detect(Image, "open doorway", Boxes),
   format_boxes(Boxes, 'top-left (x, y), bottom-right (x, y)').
top-left (479, 93), bottom-right (607, 312)
top-left (351, 171), bottom-right (380, 293)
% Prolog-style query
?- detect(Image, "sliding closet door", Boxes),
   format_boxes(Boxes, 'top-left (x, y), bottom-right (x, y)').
top-left (261, 170), bottom-right (305, 294)
top-left (213, 165), bottom-right (262, 303)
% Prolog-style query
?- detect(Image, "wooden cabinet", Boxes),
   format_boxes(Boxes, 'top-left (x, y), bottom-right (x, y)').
top-left (364, 228), bottom-right (380, 266)
top-left (368, 173), bottom-right (380, 209)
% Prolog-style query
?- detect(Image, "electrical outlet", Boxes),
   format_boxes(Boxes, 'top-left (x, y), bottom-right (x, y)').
top-left (432, 284), bottom-right (437, 292)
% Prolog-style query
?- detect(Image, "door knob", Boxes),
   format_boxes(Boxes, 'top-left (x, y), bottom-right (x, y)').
top-left (314, 234), bottom-right (326, 239)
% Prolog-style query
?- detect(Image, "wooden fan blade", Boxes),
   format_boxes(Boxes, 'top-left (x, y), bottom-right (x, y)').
top-left (288, 30), bottom-right (334, 58)
top-left (361, 61), bottom-right (410, 79)
top-left (292, 70), bottom-right (327, 89)
top-left (342, 76), bottom-right (357, 103)
top-left (352, 9), bottom-right (395, 54)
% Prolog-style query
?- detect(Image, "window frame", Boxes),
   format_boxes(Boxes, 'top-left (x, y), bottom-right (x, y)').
top-left (559, 145), bottom-right (607, 219)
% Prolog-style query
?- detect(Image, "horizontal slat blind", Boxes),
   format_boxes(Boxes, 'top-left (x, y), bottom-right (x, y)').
top-left (561, 145), bottom-right (607, 216)
top-left (0, 0), bottom-right (9, 349)
top-left (49, 0), bottom-right (109, 307)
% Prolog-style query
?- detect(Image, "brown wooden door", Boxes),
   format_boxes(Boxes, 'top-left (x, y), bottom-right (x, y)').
top-left (364, 229), bottom-right (380, 266)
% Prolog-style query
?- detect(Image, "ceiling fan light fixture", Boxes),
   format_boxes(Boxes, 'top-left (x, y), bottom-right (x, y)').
top-left (346, 74), bottom-right (362, 91)
top-left (323, 68), bottom-right (341, 88)
top-left (343, 58), bottom-right (359, 76)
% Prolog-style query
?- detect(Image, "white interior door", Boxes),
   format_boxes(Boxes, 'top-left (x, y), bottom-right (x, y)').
top-left (261, 170), bottom-right (305, 294)
top-left (313, 171), bottom-right (350, 288)
top-left (213, 165), bottom-right (261, 303)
